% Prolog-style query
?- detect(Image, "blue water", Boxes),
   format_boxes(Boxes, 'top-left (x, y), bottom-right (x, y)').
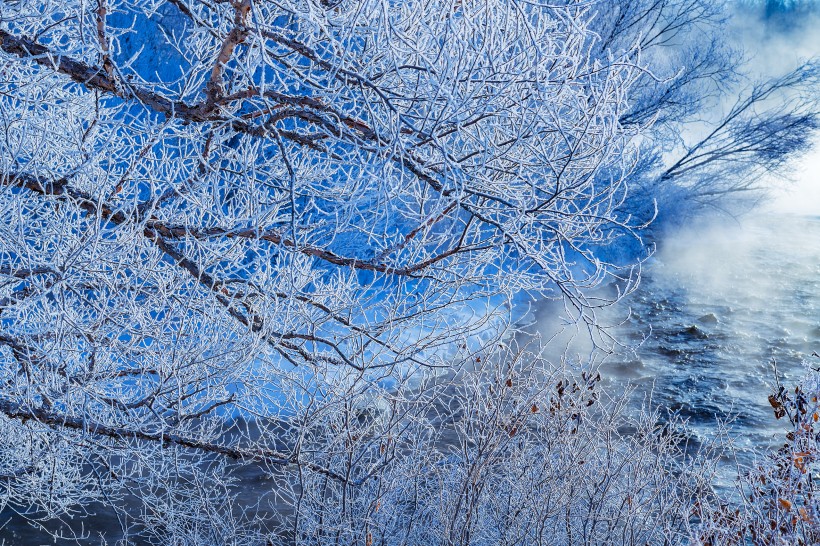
top-left (580, 214), bottom-right (820, 477)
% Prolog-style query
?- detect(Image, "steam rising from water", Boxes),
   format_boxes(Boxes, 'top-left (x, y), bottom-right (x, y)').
top-left (531, 211), bottom-right (819, 490)
top-left (607, 213), bottom-right (819, 468)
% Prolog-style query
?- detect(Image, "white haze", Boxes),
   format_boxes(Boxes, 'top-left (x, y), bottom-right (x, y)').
top-left (731, 3), bottom-right (820, 215)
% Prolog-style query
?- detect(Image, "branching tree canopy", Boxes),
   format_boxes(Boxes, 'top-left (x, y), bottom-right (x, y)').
top-left (591, 0), bottom-right (820, 216)
top-left (0, 0), bottom-right (817, 544)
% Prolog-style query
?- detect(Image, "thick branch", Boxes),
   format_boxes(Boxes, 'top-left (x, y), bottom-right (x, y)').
top-left (0, 29), bottom-right (207, 120)
top-left (0, 397), bottom-right (348, 482)
top-left (146, 220), bottom-right (469, 276)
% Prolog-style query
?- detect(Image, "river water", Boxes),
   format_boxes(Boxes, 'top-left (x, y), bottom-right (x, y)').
top-left (539, 213), bottom-right (820, 479)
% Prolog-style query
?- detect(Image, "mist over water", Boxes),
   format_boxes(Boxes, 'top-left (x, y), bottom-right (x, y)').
top-left (564, 213), bottom-right (820, 479)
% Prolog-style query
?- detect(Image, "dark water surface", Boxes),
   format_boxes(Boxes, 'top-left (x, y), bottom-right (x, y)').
top-left (566, 214), bottom-right (820, 480)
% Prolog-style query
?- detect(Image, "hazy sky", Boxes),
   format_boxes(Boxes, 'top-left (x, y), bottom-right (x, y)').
top-left (731, 1), bottom-right (820, 215)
